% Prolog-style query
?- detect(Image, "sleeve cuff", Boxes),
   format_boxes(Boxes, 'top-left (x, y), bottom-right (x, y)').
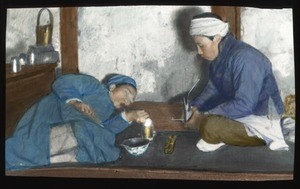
top-left (66, 98), bottom-right (82, 104)
top-left (121, 111), bottom-right (132, 123)
top-left (201, 111), bottom-right (209, 115)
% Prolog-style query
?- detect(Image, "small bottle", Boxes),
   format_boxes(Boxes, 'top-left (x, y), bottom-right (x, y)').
top-left (19, 53), bottom-right (28, 66)
top-left (10, 56), bottom-right (21, 73)
top-left (143, 118), bottom-right (154, 141)
top-left (29, 51), bottom-right (35, 65)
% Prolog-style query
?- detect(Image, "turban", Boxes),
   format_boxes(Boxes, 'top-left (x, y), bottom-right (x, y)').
top-left (189, 17), bottom-right (229, 37)
top-left (105, 74), bottom-right (137, 90)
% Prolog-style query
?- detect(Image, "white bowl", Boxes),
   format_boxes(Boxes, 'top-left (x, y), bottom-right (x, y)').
top-left (121, 137), bottom-right (150, 156)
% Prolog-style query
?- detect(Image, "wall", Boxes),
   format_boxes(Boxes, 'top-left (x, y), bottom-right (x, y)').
top-left (77, 6), bottom-right (211, 102)
top-left (240, 7), bottom-right (295, 99)
top-left (5, 6), bottom-right (295, 103)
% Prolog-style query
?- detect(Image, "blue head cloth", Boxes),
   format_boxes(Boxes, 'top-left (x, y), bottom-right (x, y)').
top-left (105, 74), bottom-right (137, 90)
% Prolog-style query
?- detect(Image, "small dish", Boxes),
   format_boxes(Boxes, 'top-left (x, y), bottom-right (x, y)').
top-left (121, 137), bottom-right (150, 156)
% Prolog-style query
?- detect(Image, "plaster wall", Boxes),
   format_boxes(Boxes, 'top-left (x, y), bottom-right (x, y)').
top-left (5, 6), bottom-right (295, 103)
top-left (77, 6), bottom-right (211, 102)
top-left (240, 7), bottom-right (294, 99)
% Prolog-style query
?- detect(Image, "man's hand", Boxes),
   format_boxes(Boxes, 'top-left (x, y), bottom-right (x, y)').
top-left (124, 110), bottom-right (150, 123)
top-left (68, 100), bottom-right (101, 124)
top-left (184, 108), bottom-right (207, 130)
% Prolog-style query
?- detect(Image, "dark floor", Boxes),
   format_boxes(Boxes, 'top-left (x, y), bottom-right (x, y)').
top-left (16, 123), bottom-right (294, 174)
top-left (111, 124), bottom-right (294, 173)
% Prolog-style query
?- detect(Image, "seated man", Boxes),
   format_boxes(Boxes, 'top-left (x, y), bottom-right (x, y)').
top-left (185, 12), bottom-right (288, 152)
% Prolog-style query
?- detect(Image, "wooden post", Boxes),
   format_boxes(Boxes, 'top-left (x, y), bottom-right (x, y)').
top-left (60, 7), bottom-right (79, 74)
top-left (211, 6), bottom-right (241, 39)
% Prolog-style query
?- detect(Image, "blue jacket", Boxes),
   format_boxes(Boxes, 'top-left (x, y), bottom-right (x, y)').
top-left (6, 74), bottom-right (130, 171)
top-left (190, 34), bottom-right (284, 119)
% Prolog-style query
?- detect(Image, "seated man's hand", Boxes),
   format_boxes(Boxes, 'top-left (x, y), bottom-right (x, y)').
top-left (184, 108), bottom-right (207, 130)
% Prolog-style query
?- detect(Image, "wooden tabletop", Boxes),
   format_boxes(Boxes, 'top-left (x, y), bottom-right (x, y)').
top-left (6, 63), bottom-right (58, 82)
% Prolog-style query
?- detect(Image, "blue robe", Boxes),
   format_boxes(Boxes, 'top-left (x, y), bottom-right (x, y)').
top-left (190, 33), bottom-right (284, 119)
top-left (6, 74), bottom-right (130, 171)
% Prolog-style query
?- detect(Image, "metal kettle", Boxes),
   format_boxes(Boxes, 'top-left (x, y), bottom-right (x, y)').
top-left (36, 8), bottom-right (53, 46)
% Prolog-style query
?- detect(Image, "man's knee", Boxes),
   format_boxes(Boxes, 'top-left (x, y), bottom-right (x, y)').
top-left (200, 115), bottom-right (266, 147)
top-left (199, 116), bottom-right (223, 144)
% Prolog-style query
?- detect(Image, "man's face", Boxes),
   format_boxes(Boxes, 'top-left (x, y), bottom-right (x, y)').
top-left (110, 85), bottom-right (137, 109)
top-left (193, 35), bottom-right (220, 61)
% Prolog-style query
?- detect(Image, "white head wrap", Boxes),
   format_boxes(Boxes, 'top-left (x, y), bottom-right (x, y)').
top-left (189, 17), bottom-right (229, 37)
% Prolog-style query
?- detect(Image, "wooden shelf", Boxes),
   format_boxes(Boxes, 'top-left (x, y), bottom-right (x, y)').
top-left (6, 63), bottom-right (57, 139)
top-left (6, 63), bottom-right (57, 81)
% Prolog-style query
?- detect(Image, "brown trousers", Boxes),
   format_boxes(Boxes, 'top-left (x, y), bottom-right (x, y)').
top-left (199, 115), bottom-right (266, 146)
